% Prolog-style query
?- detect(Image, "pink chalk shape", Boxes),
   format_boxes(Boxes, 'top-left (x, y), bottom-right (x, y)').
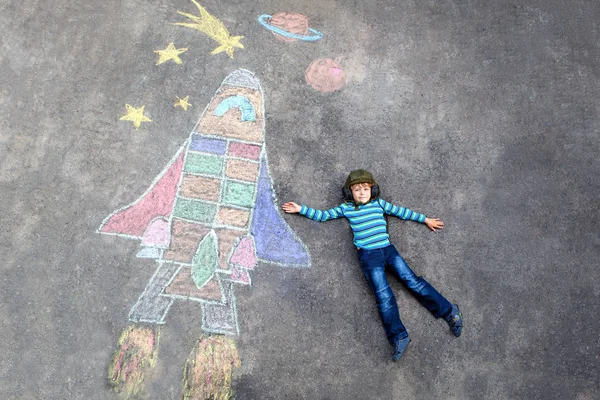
top-left (142, 218), bottom-right (170, 247)
top-left (229, 236), bottom-right (257, 270)
top-left (100, 151), bottom-right (184, 237)
top-left (228, 142), bottom-right (261, 161)
top-left (331, 67), bottom-right (341, 76)
top-left (231, 266), bottom-right (251, 285)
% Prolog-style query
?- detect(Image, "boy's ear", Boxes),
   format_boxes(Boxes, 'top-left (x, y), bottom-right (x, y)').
top-left (371, 184), bottom-right (380, 199)
top-left (342, 187), bottom-right (353, 201)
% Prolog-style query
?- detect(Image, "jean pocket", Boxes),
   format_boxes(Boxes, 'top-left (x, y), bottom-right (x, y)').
top-left (357, 249), bottom-right (366, 263)
top-left (358, 249), bottom-right (375, 265)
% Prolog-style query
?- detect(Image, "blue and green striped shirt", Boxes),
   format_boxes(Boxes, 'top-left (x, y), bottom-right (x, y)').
top-left (300, 199), bottom-right (426, 250)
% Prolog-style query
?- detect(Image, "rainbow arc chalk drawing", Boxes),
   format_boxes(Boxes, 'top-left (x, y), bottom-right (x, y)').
top-left (100, 69), bottom-right (310, 336)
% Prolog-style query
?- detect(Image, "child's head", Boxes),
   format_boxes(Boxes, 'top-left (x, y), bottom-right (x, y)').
top-left (350, 182), bottom-right (373, 204)
top-left (342, 169), bottom-right (380, 204)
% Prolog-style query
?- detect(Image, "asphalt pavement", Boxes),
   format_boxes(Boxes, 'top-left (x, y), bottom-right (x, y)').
top-left (1, 0), bottom-right (599, 399)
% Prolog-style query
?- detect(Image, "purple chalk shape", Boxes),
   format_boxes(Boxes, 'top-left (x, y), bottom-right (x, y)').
top-left (190, 135), bottom-right (227, 154)
top-left (251, 159), bottom-right (310, 266)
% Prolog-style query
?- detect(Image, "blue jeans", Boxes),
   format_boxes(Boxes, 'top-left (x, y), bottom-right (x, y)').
top-left (358, 245), bottom-right (452, 344)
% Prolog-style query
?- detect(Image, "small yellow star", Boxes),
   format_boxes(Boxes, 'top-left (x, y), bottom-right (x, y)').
top-left (174, 96), bottom-right (192, 111)
top-left (154, 42), bottom-right (188, 65)
top-left (120, 104), bottom-right (151, 129)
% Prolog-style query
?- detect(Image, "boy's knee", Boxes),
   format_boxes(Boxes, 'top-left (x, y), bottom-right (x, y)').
top-left (405, 275), bottom-right (426, 291)
top-left (375, 286), bottom-right (396, 311)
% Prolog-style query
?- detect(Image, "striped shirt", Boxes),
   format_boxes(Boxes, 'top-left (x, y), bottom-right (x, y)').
top-left (300, 199), bottom-right (427, 250)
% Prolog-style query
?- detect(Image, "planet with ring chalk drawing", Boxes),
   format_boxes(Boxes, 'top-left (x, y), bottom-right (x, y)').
top-left (257, 12), bottom-right (323, 42)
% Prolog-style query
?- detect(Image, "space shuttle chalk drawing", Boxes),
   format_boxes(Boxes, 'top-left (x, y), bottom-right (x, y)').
top-left (99, 69), bottom-right (310, 336)
top-left (103, 69), bottom-right (310, 396)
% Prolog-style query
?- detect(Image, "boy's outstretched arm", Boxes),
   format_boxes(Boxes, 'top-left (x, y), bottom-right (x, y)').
top-left (282, 202), bottom-right (344, 222)
top-left (424, 217), bottom-right (444, 232)
top-left (378, 199), bottom-right (444, 232)
top-left (282, 202), bottom-right (301, 213)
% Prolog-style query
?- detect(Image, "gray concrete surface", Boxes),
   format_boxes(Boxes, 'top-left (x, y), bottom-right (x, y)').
top-left (1, 0), bottom-right (599, 399)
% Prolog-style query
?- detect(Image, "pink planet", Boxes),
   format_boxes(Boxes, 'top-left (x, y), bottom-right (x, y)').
top-left (305, 58), bottom-right (346, 93)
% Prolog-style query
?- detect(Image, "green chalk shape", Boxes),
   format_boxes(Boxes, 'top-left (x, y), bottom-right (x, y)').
top-left (184, 153), bottom-right (223, 176)
top-left (222, 181), bottom-right (256, 208)
top-left (192, 231), bottom-right (219, 288)
top-left (173, 198), bottom-right (217, 223)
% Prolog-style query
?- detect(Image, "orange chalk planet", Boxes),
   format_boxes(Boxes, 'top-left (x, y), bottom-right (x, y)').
top-left (257, 13), bottom-right (323, 42)
top-left (269, 12), bottom-right (308, 42)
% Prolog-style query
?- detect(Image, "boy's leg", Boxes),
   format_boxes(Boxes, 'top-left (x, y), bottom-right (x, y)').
top-left (358, 249), bottom-right (408, 345)
top-left (384, 245), bottom-right (453, 319)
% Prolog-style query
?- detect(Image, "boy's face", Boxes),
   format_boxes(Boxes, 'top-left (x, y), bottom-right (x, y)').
top-left (350, 182), bottom-right (372, 204)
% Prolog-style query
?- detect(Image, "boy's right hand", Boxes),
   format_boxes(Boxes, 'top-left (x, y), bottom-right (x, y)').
top-left (282, 202), bottom-right (301, 214)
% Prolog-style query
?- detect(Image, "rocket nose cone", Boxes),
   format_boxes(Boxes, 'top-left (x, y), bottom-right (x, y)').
top-left (222, 69), bottom-right (260, 90)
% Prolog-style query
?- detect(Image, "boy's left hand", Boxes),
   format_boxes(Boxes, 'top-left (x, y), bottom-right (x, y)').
top-left (424, 217), bottom-right (444, 232)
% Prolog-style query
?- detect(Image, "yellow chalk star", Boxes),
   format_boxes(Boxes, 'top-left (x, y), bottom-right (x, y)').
top-left (154, 42), bottom-right (188, 65)
top-left (174, 96), bottom-right (192, 111)
top-left (120, 104), bottom-right (151, 129)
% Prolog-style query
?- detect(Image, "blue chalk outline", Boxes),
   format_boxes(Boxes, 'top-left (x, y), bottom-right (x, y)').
top-left (257, 14), bottom-right (323, 42)
top-left (213, 95), bottom-right (256, 121)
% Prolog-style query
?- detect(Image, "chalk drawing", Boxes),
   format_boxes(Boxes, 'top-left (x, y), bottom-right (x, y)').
top-left (174, 95), bottom-right (192, 110)
top-left (99, 69), bottom-right (311, 334)
top-left (257, 12), bottom-right (323, 42)
top-left (154, 42), bottom-right (188, 65)
top-left (213, 95), bottom-right (256, 121)
top-left (305, 58), bottom-right (347, 93)
top-left (192, 230), bottom-right (218, 288)
top-left (101, 69), bottom-right (311, 397)
top-left (182, 335), bottom-right (241, 400)
top-left (252, 158), bottom-right (311, 265)
top-left (230, 236), bottom-right (257, 270)
top-left (108, 326), bottom-right (159, 397)
top-left (137, 247), bottom-right (161, 259)
top-left (119, 104), bottom-right (152, 129)
top-left (141, 217), bottom-right (170, 248)
top-left (173, 0), bottom-right (244, 58)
